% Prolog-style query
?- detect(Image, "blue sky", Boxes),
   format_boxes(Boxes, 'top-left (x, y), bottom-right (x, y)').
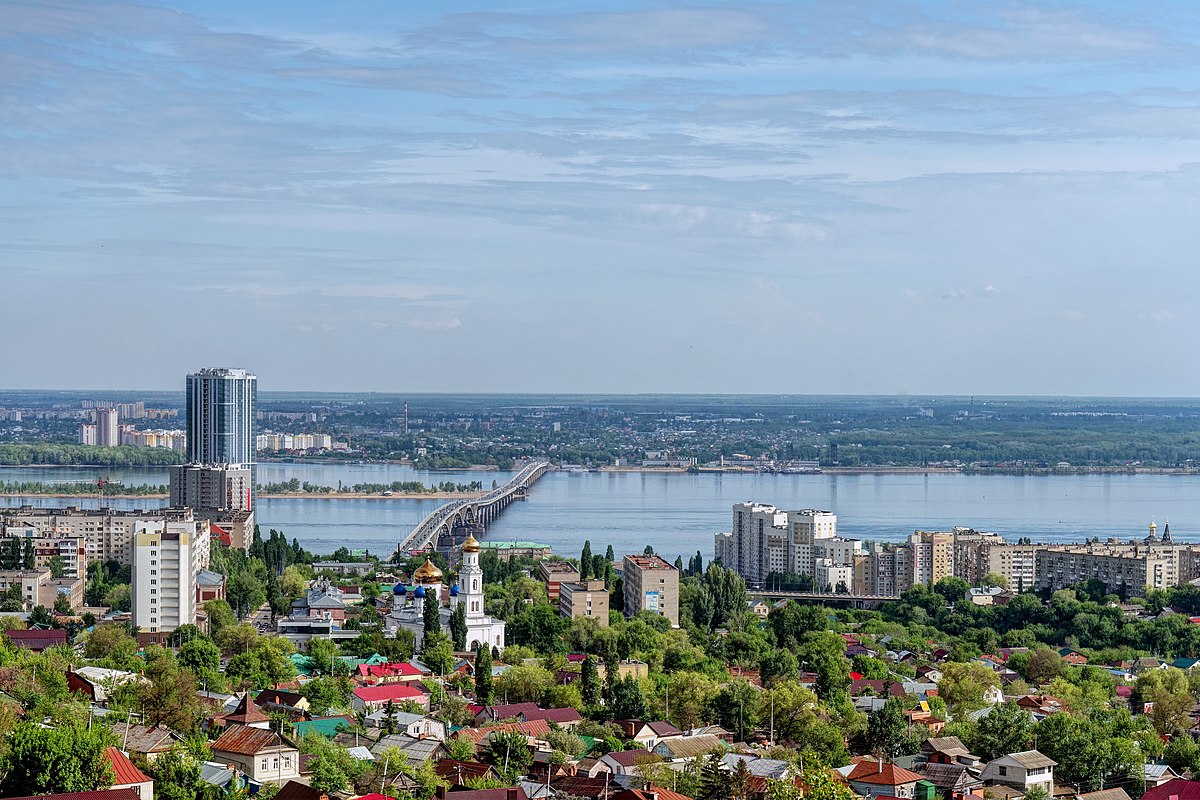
top-left (2, 1), bottom-right (1199, 394)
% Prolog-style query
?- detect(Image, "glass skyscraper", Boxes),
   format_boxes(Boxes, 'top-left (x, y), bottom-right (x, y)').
top-left (185, 368), bottom-right (257, 467)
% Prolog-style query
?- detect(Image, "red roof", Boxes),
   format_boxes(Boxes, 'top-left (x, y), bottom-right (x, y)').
top-left (357, 662), bottom-right (424, 679)
top-left (613, 786), bottom-right (695, 800)
top-left (1143, 779), bottom-right (1200, 800)
top-left (604, 749), bottom-right (660, 767)
top-left (6, 628), bottom-right (67, 651)
top-left (848, 761), bottom-right (924, 786)
top-left (104, 747), bottom-right (152, 786)
top-left (210, 523), bottom-right (232, 547)
top-left (454, 719), bottom-right (551, 745)
top-left (353, 684), bottom-right (426, 703)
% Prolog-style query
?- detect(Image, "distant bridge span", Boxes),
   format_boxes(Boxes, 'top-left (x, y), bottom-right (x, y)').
top-left (395, 460), bottom-right (551, 557)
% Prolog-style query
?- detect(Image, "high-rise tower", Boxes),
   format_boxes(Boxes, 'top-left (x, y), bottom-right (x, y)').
top-left (185, 368), bottom-right (257, 467)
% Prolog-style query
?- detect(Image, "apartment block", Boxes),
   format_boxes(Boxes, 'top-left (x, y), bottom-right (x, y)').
top-left (623, 554), bottom-right (679, 627)
top-left (169, 464), bottom-right (252, 512)
top-left (559, 579), bottom-right (610, 626)
top-left (0, 526), bottom-right (86, 579)
top-left (132, 521), bottom-right (203, 634)
top-left (909, 531), bottom-right (955, 586)
top-left (537, 561), bottom-right (580, 603)
top-left (0, 507), bottom-right (209, 566)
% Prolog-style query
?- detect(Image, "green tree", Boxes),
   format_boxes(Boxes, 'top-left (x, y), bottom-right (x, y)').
top-left (969, 701), bottom-right (1034, 761)
top-left (474, 644), bottom-right (495, 705)
top-left (151, 747), bottom-right (222, 800)
top-left (699, 751), bottom-right (732, 800)
top-left (938, 661), bottom-right (1000, 720)
top-left (0, 721), bottom-right (114, 795)
top-left (507, 603), bottom-right (569, 653)
top-left (450, 603), bottom-right (468, 651)
top-left (179, 639), bottom-right (221, 674)
top-left (487, 730), bottom-right (532, 783)
top-left (609, 674), bottom-right (648, 720)
top-left (865, 697), bottom-right (912, 758)
top-left (47, 554), bottom-right (66, 579)
top-left (581, 654), bottom-right (602, 707)
top-left (422, 589), bottom-right (440, 641)
top-left (580, 540), bottom-right (592, 581)
top-left (421, 632), bottom-right (455, 676)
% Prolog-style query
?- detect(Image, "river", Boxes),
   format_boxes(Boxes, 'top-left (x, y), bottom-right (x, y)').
top-left (1, 465), bottom-right (1198, 561)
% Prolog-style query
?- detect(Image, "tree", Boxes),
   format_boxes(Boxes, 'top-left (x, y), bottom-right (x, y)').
top-left (0, 721), bottom-right (113, 795)
top-left (487, 730), bottom-right (532, 783)
top-left (507, 603), bottom-right (569, 653)
top-left (865, 697), bottom-right (911, 758)
top-left (496, 663), bottom-right (554, 704)
top-left (581, 654), bottom-right (602, 707)
top-left (47, 554), bottom-right (66, 579)
top-left (969, 702), bottom-right (1034, 761)
top-left (152, 747), bottom-right (222, 800)
top-left (309, 752), bottom-right (350, 794)
top-left (609, 674), bottom-right (648, 720)
top-left (580, 541), bottom-right (592, 581)
top-left (226, 571), bottom-right (266, 619)
top-left (84, 623), bottom-right (138, 668)
top-left (179, 639), bottom-right (221, 675)
top-left (450, 603), bottom-right (468, 651)
top-left (1138, 667), bottom-right (1195, 734)
top-left (422, 589), bottom-right (440, 641)
top-left (474, 644), bottom-right (494, 705)
top-left (699, 751), bottom-right (732, 800)
top-left (938, 661), bottom-right (1000, 720)
top-left (421, 632), bottom-right (455, 676)
top-left (21, 539), bottom-right (34, 570)
top-left (1024, 646), bottom-right (1066, 685)
top-left (203, 599), bottom-right (236, 634)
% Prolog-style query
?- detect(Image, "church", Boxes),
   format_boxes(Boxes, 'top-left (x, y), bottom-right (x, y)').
top-left (385, 532), bottom-right (506, 652)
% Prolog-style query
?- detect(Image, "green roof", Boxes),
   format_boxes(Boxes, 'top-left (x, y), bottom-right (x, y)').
top-left (290, 654), bottom-right (315, 675)
top-left (293, 717), bottom-right (354, 739)
top-left (478, 541), bottom-right (550, 550)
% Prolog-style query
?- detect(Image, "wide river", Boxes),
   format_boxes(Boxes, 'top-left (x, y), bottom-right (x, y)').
top-left (1, 464), bottom-right (1198, 561)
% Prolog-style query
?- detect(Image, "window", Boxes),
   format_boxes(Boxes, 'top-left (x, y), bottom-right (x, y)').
top-left (261, 759), bottom-right (268, 771)
top-left (998, 766), bottom-right (1007, 776)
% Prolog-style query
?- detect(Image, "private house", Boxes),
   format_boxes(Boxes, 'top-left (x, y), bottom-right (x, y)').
top-left (67, 667), bottom-right (148, 703)
top-left (6, 627), bottom-right (67, 652)
top-left (521, 707), bottom-right (583, 729)
top-left (847, 760), bottom-right (926, 799)
top-left (624, 720), bottom-right (684, 748)
top-left (365, 709), bottom-right (447, 740)
top-left (917, 762), bottom-right (983, 798)
top-left (215, 693), bottom-right (271, 730)
top-left (352, 683), bottom-right (429, 712)
top-left (980, 750), bottom-right (1056, 795)
top-left (1142, 778), bottom-right (1200, 800)
top-left (589, 749), bottom-right (661, 778)
top-left (1145, 765), bottom-right (1183, 788)
top-left (210, 726), bottom-right (300, 785)
top-left (109, 723), bottom-right (185, 762)
top-left (105, 746), bottom-right (155, 800)
top-left (472, 702), bottom-right (541, 724)
top-left (1078, 790), bottom-right (1133, 800)
top-left (921, 737), bottom-right (980, 766)
top-left (255, 689), bottom-right (311, 717)
top-left (357, 661), bottom-right (426, 684)
top-left (652, 733), bottom-right (727, 761)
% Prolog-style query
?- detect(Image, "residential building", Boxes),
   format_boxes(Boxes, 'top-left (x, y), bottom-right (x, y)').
top-left (815, 558), bottom-right (854, 593)
top-left (0, 568), bottom-right (51, 610)
top-left (104, 746), bottom-right (154, 800)
top-left (351, 683), bottom-right (430, 712)
top-left (97, 407), bottom-right (120, 447)
top-left (185, 368), bottom-right (257, 468)
top-left (559, 578), bottom-right (609, 626)
top-left (168, 464), bottom-right (252, 512)
top-left (477, 541), bottom-right (552, 561)
top-left (210, 726), bottom-right (299, 785)
top-left (623, 554), bottom-right (679, 627)
top-left (537, 560), bottom-right (580, 603)
top-left (786, 508), bottom-right (838, 577)
top-left (131, 520), bottom-right (203, 634)
top-left (78, 423), bottom-right (97, 445)
top-left (0, 507), bottom-right (208, 565)
top-left (0, 526), bottom-right (86, 579)
top-left (846, 761), bottom-right (925, 799)
top-left (910, 530), bottom-right (955, 586)
top-left (980, 750), bottom-right (1056, 795)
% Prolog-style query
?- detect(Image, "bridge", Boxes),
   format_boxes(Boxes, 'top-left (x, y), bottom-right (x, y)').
top-left (750, 589), bottom-right (901, 609)
top-left (395, 461), bottom-right (551, 557)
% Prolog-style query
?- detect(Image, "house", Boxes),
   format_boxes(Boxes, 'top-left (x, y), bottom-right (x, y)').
top-left (521, 707), bottom-right (583, 729)
top-left (652, 733), bottom-right (727, 761)
top-left (611, 786), bottom-right (696, 800)
top-left (589, 749), bottom-right (661, 778)
top-left (921, 737), bottom-right (979, 766)
top-left (5, 628), bottom-right (67, 652)
top-left (626, 720), bottom-right (684, 747)
top-left (1145, 764), bottom-right (1183, 788)
top-left (435, 758), bottom-right (501, 785)
top-left (109, 723), bottom-right (185, 761)
top-left (358, 661), bottom-right (427, 684)
top-left (1143, 779), bottom-right (1200, 800)
top-left (255, 689), bottom-right (311, 717)
top-left (847, 760), bottom-right (925, 799)
top-left (215, 693), bottom-right (272, 730)
top-left (352, 683), bottom-right (429, 712)
top-left (983, 685), bottom-right (1005, 705)
top-left (4, 792), bottom-right (142, 800)
top-left (432, 787), bottom-right (531, 800)
top-left (748, 599), bottom-right (771, 619)
top-left (67, 667), bottom-right (148, 703)
top-left (292, 716), bottom-right (355, 740)
top-left (722, 753), bottom-right (793, 781)
top-left (453, 720), bottom-right (551, 750)
top-left (210, 726), bottom-right (300, 785)
top-left (366, 709), bottom-right (447, 740)
top-left (105, 746), bottom-right (154, 800)
top-left (1077, 790), bottom-right (1132, 800)
top-left (980, 750), bottom-right (1056, 794)
top-left (1058, 649), bottom-right (1088, 666)
top-left (1172, 658), bottom-right (1200, 672)
top-left (370, 734), bottom-right (448, 764)
top-left (473, 702), bottom-right (541, 724)
top-left (918, 762), bottom-right (983, 798)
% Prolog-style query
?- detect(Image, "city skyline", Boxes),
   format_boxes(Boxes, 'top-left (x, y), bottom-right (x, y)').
top-left (3, 1), bottom-right (1199, 395)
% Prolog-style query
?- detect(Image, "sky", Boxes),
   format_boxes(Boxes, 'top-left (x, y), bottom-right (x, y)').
top-left (2, 1), bottom-right (1199, 395)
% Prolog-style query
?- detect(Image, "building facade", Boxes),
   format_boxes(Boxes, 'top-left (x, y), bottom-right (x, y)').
top-left (131, 519), bottom-right (207, 634)
top-left (185, 368), bottom-right (257, 467)
top-left (623, 554), bottom-right (679, 627)
top-left (559, 579), bottom-right (609, 626)
top-left (169, 464), bottom-right (252, 512)
top-left (0, 507), bottom-right (208, 566)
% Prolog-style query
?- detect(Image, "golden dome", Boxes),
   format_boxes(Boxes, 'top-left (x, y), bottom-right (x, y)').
top-left (462, 533), bottom-right (480, 553)
top-left (412, 557), bottom-right (444, 584)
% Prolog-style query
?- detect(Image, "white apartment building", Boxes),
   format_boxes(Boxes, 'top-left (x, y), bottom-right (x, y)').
top-left (815, 558), bottom-right (854, 592)
top-left (786, 508), bottom-right (837, 576)
top-left (131, 520), bottom-right (205, 634)
top-left (717, 504), bottom-right (839, 587)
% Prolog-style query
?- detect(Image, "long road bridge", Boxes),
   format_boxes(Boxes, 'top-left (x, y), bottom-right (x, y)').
top-left (395, 460), bottom-right (551, 557)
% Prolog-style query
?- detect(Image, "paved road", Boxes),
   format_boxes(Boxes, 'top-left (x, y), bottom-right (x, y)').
top-left (247, 603), bottom-right (273, 632)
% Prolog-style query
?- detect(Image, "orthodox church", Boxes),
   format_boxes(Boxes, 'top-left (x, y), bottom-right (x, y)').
top-left (385, 533), bottom-right (505, 652)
